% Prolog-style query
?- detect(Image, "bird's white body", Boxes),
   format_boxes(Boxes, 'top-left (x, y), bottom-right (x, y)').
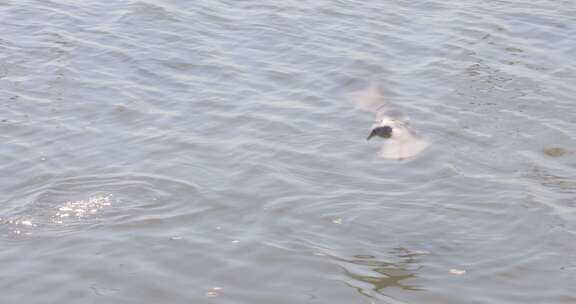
top-left (354, 84), bottom-right (430, 160)
top-left (372, 116), bottom-right (430, 160)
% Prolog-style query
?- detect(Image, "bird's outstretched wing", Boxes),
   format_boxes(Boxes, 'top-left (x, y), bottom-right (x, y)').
top-left (351, 84), bottom-right (393, 114)
top-left (352, 84), bottom-right (405, 119)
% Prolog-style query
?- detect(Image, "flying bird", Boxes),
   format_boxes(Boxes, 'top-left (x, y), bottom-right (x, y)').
top-left (353, 84), bottom-right (430, 160)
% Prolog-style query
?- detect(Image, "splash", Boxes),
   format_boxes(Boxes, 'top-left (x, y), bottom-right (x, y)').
top-left (1, 193), bottom-right (114, 238)
top-left (52, 193), bottom-right (113, 224)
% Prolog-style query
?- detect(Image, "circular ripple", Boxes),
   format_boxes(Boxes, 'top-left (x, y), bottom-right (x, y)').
top-left (0, 173), bottom-right (205, 239)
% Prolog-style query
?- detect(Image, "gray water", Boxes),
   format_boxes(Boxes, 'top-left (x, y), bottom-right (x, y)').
top-left (1, 0), bottom-right (576, 303)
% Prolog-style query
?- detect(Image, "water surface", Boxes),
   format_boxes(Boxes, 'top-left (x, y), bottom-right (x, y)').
top-left (1, 0), bottom-right (575, 303)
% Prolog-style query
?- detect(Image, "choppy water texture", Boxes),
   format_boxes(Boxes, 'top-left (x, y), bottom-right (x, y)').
top-left (1, 0), bottom-right (576, 303)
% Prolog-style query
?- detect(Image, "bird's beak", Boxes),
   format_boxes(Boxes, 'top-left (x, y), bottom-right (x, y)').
top-left (366, 130), bottom-right (376, 141)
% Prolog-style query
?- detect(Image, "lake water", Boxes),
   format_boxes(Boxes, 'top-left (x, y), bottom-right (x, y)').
top-left (1, 0), bottom-right (575, 303)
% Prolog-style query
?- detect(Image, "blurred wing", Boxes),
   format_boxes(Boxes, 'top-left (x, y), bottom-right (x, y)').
top-left (352, 84), bottom-right (405, 121)
top-left (351, 83), bottom-right (392, 114)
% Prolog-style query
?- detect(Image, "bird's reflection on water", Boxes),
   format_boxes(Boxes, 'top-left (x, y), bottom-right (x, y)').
top-left (320, 247), bottom-right (426, 300)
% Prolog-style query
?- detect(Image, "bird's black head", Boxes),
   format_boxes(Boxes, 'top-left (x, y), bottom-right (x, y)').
top-left (367, 126), bottom-right (393, 140)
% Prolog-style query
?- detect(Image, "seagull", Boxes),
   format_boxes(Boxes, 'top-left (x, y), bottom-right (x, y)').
top-left (353, 84), bottom-right (430, 160)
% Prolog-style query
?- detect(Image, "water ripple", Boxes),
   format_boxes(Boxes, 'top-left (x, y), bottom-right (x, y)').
top-left (1, 0), bottom-right (576, 303)
top-left (0, 173), bottom-right (205, 239)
